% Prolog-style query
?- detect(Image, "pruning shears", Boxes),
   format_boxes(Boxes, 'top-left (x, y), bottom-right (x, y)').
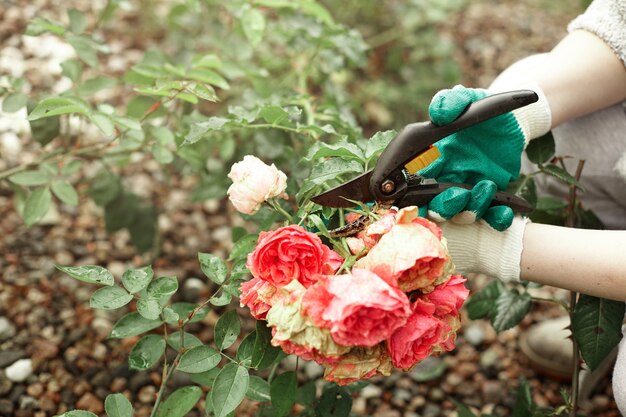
top-left (310, 90), bottom-right (537, 215)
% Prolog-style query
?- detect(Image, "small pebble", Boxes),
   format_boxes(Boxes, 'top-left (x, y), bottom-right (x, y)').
top-left (76, 392), bottom-right (104, 414)
top-left (360, 384), bottom-right (383, 399)
top-left (6, 359), bottom-right (33, 382)
top-left (138, 385), bottom-right (156, 403)
top-left (0, 317), bottom-right (16, 341)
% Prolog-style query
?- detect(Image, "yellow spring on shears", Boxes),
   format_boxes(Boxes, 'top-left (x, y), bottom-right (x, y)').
top-left (404, 146), bottom-right (441, 174)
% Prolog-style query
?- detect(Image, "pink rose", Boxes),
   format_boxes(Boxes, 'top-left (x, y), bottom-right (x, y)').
top-left (354, 222), bottom-right (450, 292)
top-left (247, 225), bottom-right (343, 288)
top-left (422, 275), bottom-right (469, 317)
top-left (323, 345), bottom-right (393, 385)
top-left (266, 281), bottom-right (350, 364)
top-left (301, 268), bottom-right (411, 347)
top-left (227, 155), bottom-right (287, 215)
top-left (239, 277), bottom-right (279, 320)
top-left (387, 299), bottom-right (444, 369)
top-left (346, 208), bottom-right (397, 255)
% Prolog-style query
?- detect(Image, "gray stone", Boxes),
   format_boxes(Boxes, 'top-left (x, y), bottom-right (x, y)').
top-left (360, 384), bottom-right (383, 399)
top-left (463, 323), bottom-right (486, 346)
top-left (423, 404), bottom-right (442, 417)
top-left (479, 348), bottom-right (501, 371)
top-left (182, 278), bottom-right (205, 301)
top-left (0, 351), bottom-right (24, 368)
top-left (0, 372), bottom-right (12, 396)
top-left (0, 399), bottom-right (15, 416)
top-left (0, 317), bottom-right (16, 342)
top-left (18, 396), bottom-right (37, 410)
top-left (303, 361), bottom-right (324, 379)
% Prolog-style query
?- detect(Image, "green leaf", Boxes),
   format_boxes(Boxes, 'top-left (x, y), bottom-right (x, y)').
top-left (23, 188), bottom-right (53, 222)
top-left (465, 280), bottom-right (503, 320)
top-left (491, 289), bottom-right (532, 332)
top-left (28, 96), bottom-right (90, 120)
top-left (315, 384), bottom-right (352, 417)
top-left (296, 380), bottom-right (316, 405)
top-left (299, 0), bottom-right (334, 25)
top-left (242, 8), bottom-right (266, 46)
top-left (236, 331), bottom-right (256, 365)
top-left (68, 8), bottom-right (88, 34)
top-left (228, 234), bottom-right (259, 262)
top-left (186, 69), bottom-right (229, 90)
top-left (525, 132), bottom-right (555, 165)
top-left (61, 159), bottom-right (83, 176)
top-left (541, 164), bottom-right (584, 190)
top-left (259, 105), bottom-right (289, 124)
top-left (25, 17), bottom-right (65, 36)
top-left (136, 298), bottom-right (163, 320)
top-left (29, 113), bottom-right (60, 146)
top-left (364, 130), bottom-right (396, 161)
top-left (155, 385), bottom-right (203, 417)
top-left (162, 307), bottom-right (179, 323)
top-left (309, 159), bottom-right (363, 185)
top-left (511, 380), bottom-right (534, 417)
top-left (246, 376), bottom-right (270, 402)
top-left (151, 143), bottom-right (174, 164)
top-left (167, 332), bottom-right (203, 351)
top-left (271, 371), bottom-right (297, 417)
top-left (55, 411), bottom-right (97, 417)
top-left (573, 295), bottom-right (625, 370)
top-left (110, 312), bottom-right (162, 339)
top-left (90, 112), bottom-right (115, 136)
top-left (191, 367), bottom-right (221, 387)
top-left (55, 264), bottom-right (114, 286)
top-left (198, 253), bottom-right (227, 285)
top-left (52, 181), bottom-right (79, 205)
top-left (128, 204), bottom-right (158, 253)
top-left (147, 276), bottom-right (178, 298)
top-left (215, 310), bottom-right (240, 350)
top-left (61, 59), bottom-right (83, 83)
top-left (88, 170), bottom-right (121, 206)
top-left (168, 302), bottom-right (209, 324)
top-left (128, 334), bottom-right (165, 370)
top-left (452, 399), bottom-right (478, 417)
top-left (104, 393), bottom-right (133, 417)
top-left (103, 192), bottom-right (139, 232)
top-left (122, 266), bottom-right (154, 293)
top-left (211, 364), bottom-right (249, 417)
top-left (9, 170), bottom-right (49, 186)
top-left (251, 321), bottom-right (281, 369)
top-left (67, 35), bottom-right (100, 67)
top-left (305, 141), bottom-right (364, 162)
top-left (178, 345), bottom-right (221, 373)
top-left (2, 93), bottom-right (29, 113)
top-left (90, 286), bottom-right (133, 310)
top-left (183, 117), bottom-right (230, 145)
top-left (192, 54), bottom-right (223, 69)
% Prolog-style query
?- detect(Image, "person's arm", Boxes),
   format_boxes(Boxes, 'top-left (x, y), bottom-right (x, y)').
top-left (440, 219), bottom-right (626, 302)
top-left (493, 30), bottom-right (626, 128)
top-left (521, 223), bottom-right (626, 301)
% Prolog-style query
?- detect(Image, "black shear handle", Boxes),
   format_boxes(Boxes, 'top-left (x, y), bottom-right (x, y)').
top-left (370, 90), bottom-right (539, 202)
top-left (399, 182), bottom-right (533, 214)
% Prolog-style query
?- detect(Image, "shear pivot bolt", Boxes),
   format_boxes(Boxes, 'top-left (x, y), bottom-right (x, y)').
top-left (381, 180), bottom-right (395, 194)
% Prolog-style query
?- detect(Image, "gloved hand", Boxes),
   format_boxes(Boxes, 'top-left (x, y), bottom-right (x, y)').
top-left (423, 179), bottom-right (515, 231)
top-left (419, 84), bottom-right (551, 229)
top-left (439, 216), bottom-right (530, 282)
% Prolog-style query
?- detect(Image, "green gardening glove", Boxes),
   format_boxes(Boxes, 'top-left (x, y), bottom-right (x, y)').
top-left (418, 84), bottom-right (551, 230)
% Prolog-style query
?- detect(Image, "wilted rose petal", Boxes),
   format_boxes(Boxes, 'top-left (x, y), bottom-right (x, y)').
top-left (247, 225), bottom-right (343, 288)
top-left (323, 345), bottom-right (393, 385)
top-left (422, 274), bottom-right (469, 317)
top-left (302, 268), bottom-right (411, 347)
top-left (239, 277), bottom-right (279, 320)
top-left (266, 281), bottom-right (350, 364)
top-left (387, 299), bottom-right (444, 369)
top-left (227, 155), bottom-right (287, 215)
top-left (354, 223), bottom-right (450, 292)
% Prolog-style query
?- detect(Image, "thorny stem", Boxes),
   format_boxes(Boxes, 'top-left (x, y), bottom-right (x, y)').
top-left (565, 159), bottom-right (585, 417)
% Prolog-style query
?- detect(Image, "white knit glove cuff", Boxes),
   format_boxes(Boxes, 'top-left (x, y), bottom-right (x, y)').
top-left (489, 79), bottom-right (552, 145)
top-left (440, 216), bottom-right (530, 282)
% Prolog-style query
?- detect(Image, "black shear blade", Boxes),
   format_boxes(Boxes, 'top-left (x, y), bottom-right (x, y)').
top-left (310, 171), bottom-right (374, 208)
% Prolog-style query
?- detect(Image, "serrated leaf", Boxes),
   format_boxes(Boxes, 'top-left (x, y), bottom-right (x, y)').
top-left (308, 158), bottom-right (363, 185)
top-left (305, 141), bottom-right (364, 162)
top-left (146, 276), bottom-right (178, 298)
top-left (491, 289), bottom-right (532, 332)
top-left (465, 280), bottom-right (504, 320)
top-left (52, 180), bottom-right (79, 205)
top-left (211, 364), bottom-right (249, 417)
top-left (525, 132), bottom-right (555, 165)
top-left (228, 234), bottom-right (259, 262)
top-left (511, 380), bottom-right (533, 417)
top-left (67, 35), bottom-right (100, 67)
top-left (183, 117), bottom-right (230, 145)
top-left (128, 334), bottom-right (165, 370)
top-left (2, 93), bottom-right (29, 113)
top-left (25, 17), bottom-right (65, 36)
top-left (365, 130), bottom-right (396, 160)
top-left (251, 321), bottom-right (281, 369)
top-left (110, 312), bottom-right (162, 338)
top-left (28, 96), bottom-right (90, 120)
top-left (136, 298), bottom-right (163, 320)
top-left (246, 375), bottom-right (270, 402)
top-left (271, 372), bottom-right (297, 417)
top-left (242, 8), bottom-right (266, 46)
top-left (167, 332), bottom-right (203, 351)
top-left (198, 253), bottom-right (227, 284)
top-left (186, 69), bottom-right (229, 90)
top-left (104, 393), bottom-right (133, 417)
top-left (177, 345), bottom-right (221, 373)
top-left (541, 164), bottom-right (584, 190)
top-left (155, 385), bottom-right (203, 417)
top-left (573, 295), bottom-right (625, 370)
top-left (90, 286), bottom-right (133, 309)
top-left (215, 310), bottom-right (240, 350)
top-left (55, 264), bottom-right (114, 286)
top-left (8, 170), bottom-right (49, 186)
top-left (122, 266), bottom-right (153, 293)
top-left (259, 105), bottom-right (289, 124)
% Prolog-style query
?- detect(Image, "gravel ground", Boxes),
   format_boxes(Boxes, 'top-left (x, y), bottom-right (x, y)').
top-left (0, 1), bottom-right (621, 417)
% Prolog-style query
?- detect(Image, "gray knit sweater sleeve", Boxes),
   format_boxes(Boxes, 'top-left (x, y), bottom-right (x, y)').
top-left (568, 0), bottom-right (626, 66)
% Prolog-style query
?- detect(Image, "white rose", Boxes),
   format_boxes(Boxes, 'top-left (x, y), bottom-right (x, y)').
top-left (227, 155), bottom-right (287, 215)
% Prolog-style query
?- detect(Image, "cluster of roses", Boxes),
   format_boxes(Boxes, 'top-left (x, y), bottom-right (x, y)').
top-left (239, 205), bottom-right (469, 385)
